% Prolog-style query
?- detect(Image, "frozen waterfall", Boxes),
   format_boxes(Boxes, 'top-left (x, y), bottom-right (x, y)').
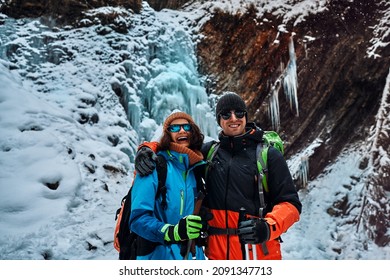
top-left (114, 7), bottom-right (219, 142)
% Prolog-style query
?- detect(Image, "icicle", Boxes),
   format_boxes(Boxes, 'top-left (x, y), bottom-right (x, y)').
top-left (265, 34), bottom-right (299, 131)
top-left (269, 80), bottom-right (281, 131)
top-left (283, 35), bottom-right (299, 117)
top-left (298, 156), bottom-right (309, 189)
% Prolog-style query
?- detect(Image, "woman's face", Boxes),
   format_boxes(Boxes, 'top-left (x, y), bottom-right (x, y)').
top-left (167, 118), bottom-right (192, 147)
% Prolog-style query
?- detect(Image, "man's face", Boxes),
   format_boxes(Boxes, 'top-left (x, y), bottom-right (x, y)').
top-left (219, 110), bottom-right (247, 136)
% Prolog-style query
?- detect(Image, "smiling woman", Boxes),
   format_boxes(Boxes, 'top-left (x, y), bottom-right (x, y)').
top-left (128, 111), bottom-right (206, 260)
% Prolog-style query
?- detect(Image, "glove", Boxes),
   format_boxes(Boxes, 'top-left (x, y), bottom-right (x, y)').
top-left (237, 218), bottom-right (270, 244)
top-left (164, 215), bottom-right (202, 242)
top-left (135, 147), bottom-right (157, 176)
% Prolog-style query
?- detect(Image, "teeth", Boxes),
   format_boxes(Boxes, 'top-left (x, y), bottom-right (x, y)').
top-left (178, 137), bottom-right (188, 141)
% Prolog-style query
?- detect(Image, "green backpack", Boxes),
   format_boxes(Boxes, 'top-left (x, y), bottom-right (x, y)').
top-left (255, 131), bottom-right (284, 193)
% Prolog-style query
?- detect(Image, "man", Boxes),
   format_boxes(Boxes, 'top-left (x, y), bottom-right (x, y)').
top-left (135, 92), bottom-right (302, 260)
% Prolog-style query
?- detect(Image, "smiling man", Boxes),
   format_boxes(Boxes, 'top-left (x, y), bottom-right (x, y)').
top-left (200, 92), bottom-right (301, 260)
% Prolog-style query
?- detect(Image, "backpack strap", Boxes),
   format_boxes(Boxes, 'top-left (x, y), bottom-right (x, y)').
top-left (205, 141), bottom-right (220, 180)
top-left (155, 154), bottom-right (168, 210)
top-left (256, 143), bottom-right (270, 256)
top-left (256, 143), bottom-right (270, 212)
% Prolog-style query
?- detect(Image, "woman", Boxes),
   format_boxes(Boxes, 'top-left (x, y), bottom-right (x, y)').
top-left (129, 111), bottom-right (206, 260)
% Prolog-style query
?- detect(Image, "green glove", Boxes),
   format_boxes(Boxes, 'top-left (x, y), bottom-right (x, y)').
top-left (164, 215), bottom-right (202, 242)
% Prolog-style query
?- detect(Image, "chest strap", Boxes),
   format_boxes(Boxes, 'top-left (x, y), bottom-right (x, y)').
top-left (208, 226), bottom-right (238, 236)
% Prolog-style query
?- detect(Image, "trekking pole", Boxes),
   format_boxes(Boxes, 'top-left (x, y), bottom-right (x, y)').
top-left (238, 207), bottom-right (250, 260)
top-left (252, 244), bottom-right (258, 260)
top-left (183, 182), bottom-right (206, 260)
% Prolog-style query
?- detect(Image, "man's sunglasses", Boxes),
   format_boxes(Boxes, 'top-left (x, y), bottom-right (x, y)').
top-left (219, 111), bottom-right (246, 120)
top-left (168, 123), bottom-right (192, 133)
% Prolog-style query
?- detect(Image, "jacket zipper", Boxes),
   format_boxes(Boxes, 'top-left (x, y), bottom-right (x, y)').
top-left (180, 189), bottom-right (184, 216)
top-left (225, 152), bottom-right (234, 260)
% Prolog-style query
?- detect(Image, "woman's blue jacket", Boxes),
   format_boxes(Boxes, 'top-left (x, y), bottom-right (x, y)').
top-left (129, 149), bottom-right (206, 260)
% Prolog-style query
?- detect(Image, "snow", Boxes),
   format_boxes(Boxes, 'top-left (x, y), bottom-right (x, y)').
top-left (367, 0), bottom-right (390, 58)
top-left (0, 0), bottom-right (389, 267)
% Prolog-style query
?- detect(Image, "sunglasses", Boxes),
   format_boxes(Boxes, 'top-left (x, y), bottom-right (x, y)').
top-left (168, 123), bottom-right (192, 133)
top-left (219, 111), bottom-right (246, 120)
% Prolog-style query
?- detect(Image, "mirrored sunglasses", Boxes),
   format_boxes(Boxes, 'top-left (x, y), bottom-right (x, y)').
top-left (168, 123), bottom-right (192, 133)
top-left (219, 111), bottom-right (246, 120)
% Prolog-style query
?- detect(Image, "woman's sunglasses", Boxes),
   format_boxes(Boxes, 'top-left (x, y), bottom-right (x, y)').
top-left (168, 123), bottom-right (192, 133)
top-left (219, 111), bottom-right (246, 120)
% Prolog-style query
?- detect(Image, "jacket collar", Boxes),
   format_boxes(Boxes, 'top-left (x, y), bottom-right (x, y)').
top-left (160, 143), bottom-right (205, 171)
top-left (218, 122), bottom-right (264, 153)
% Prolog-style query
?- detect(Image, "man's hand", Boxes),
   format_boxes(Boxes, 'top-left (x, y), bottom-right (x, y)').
top-left (135, 147), bottom-right (157, 176)
top-left (237, 218), bottom-right (270, 244)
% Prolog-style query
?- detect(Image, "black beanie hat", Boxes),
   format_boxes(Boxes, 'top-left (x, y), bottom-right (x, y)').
top-left (216, 92), bottom-right (247, 124)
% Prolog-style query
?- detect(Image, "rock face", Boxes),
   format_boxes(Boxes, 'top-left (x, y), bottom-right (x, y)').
top-left (146, 0), bottom-right (192, 11)
top-left (0, 0), bottom-right (190, 20)
top-left (0, 0), bottom-right (142, 22)
top-left (198, 1), bottom-right (388, 162)
top-left (196, 1), bottom-right (389, 246)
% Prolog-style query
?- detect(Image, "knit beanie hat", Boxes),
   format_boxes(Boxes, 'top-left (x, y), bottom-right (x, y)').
top-left (163, 111), bottom-right (195, 131)
top-left (216, 92), bottom-right (247, 124)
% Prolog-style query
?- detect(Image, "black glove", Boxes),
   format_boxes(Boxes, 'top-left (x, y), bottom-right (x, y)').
top-left (237, 218), bottom-right (270, 244)
top-left (135, 147), bottom-right (157, 176)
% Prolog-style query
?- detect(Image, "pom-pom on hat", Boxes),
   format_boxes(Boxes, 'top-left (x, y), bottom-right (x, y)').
top-left (163, 111), bottom-right (195, 131)
top-left (216, 92), bottom-right (247, 124)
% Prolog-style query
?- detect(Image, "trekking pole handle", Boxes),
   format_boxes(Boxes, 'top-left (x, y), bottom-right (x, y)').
top-left (193, 191), bottom-right (205, 214)
top-left (238, 207), bottom-right (247, 223)
top-left (183, 188), bottom-right (205, 260)
top-left (238, 207), bottom-right (249, 260)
